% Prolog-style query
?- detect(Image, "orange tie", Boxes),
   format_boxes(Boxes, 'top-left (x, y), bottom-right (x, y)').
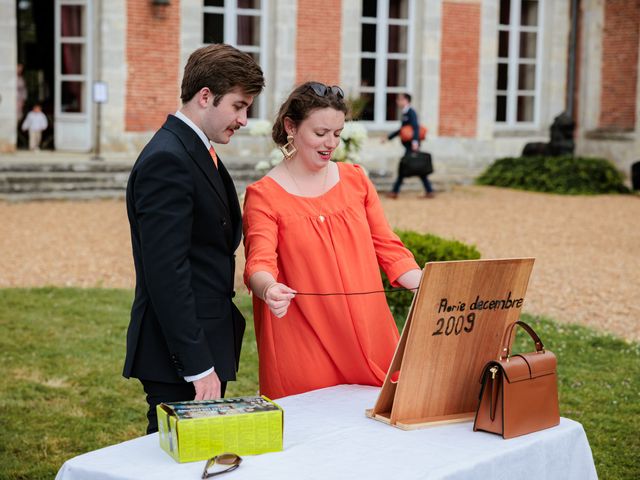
top-left (209, 146), bottom-right (218, 169)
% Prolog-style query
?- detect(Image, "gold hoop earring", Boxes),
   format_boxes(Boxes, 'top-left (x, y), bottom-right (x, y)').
top-left (280, 134), bottom-right (297, 160)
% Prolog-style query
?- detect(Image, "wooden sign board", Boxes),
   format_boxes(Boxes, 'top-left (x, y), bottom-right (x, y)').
top-left (367, 258), bottom-right (534, 430)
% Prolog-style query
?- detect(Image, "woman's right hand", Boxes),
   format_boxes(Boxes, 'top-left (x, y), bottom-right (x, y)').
top-left (263, 283), bottom-right (297, 318)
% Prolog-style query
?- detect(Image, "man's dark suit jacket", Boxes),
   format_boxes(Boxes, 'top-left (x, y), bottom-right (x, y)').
top-left (388, 106), bottom-right (420, 153)
top-left (123, 114), bottom-right (245, 384)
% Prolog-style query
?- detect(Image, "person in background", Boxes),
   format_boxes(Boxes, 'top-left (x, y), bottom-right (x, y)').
top-left (243, 81), bottom-right (422, 400)
top-left (385, 93), bottom-right (434, 199)
top-left (16, 63), bottom-right (27, 121)
top-left (21, 103), bottom-right (48, 151)
top-left (123, 44), bottom-right (264, 434)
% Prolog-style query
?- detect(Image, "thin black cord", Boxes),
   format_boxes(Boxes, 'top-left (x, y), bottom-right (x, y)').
top-left (294, 288), bottom-right (417, 296)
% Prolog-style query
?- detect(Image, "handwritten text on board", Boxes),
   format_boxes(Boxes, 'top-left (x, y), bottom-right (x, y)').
top-left (433, 291), bottom-right (524, 337)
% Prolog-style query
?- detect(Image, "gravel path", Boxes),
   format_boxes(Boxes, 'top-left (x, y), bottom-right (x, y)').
top-left (1, 186), bottom-right (638, 341)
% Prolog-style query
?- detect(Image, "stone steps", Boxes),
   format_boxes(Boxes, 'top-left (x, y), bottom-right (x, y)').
top-left (0, 161), bottom-right (448, 201)
top-left (0, 163), bottom-right (131, 201)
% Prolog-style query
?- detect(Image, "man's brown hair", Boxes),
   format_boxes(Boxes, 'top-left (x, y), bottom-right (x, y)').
top-left (180, 44), bottom-right (265, 105)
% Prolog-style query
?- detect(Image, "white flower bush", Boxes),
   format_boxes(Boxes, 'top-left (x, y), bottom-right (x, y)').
top-left (341, 121), bottom-right (368, 144)
top-left (269, 148), bottom-right (283, 166)
top-left (251, 120), bottom-right (275, 173)
top-left (249, 119), bottom-right (273, 137)
top-left (255, 148), bottom-right (284, 173)
top-left (333, 121), bottom-right (368, 163)
top-left (254, 160), bottom-right (271, 171)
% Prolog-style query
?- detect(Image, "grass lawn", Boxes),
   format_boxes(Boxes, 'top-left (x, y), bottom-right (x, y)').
top-left (0, 288), bottom-right (638, 479)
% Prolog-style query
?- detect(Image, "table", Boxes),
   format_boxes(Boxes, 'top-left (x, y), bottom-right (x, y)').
top-left (56, 385), bottom-right (597, 480)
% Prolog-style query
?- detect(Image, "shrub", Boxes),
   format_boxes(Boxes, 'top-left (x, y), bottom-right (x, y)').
top-left (383, 230), bottom-right (481, 326)
top-left (476, 155), bottom-right (630, 194)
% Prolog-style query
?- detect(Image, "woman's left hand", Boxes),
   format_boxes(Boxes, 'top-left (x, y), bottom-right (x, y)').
top-left (396, 268), bottom-right (422, 292)
top-left (264, 282), bottom-right (297, 318)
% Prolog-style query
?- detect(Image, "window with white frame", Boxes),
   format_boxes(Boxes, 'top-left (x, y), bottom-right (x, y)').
top-left (359, 0), bottom-right (414, 124)
top-left (496, 0), bottom-right (543, 127)
top-left (203, 0), bottom-right (267, 118)
top-left (58, 0), bottom-right (89, 115)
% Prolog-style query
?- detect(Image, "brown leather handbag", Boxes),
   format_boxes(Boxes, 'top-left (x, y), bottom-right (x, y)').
top-left (473, 320), bottom-right (560, 439)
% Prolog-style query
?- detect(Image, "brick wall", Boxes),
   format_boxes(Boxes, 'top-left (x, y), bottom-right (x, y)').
top-left (599, 0), bottom-right (640, 130)
top-left (438, 1), bottom-right (481, 138)
top-left (126, 1), bottom-right (180, 132)
top-left (296, 0), bottom-right (342, 85)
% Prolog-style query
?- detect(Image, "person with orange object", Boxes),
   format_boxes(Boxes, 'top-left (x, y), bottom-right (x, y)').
top-left (243, 82), bottom-right (422, 400)
top-left (385, 93), bottom-right (434, 199)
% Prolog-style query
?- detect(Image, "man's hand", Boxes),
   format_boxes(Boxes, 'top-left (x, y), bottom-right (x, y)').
top-left (411, 140), bottom-right (419, 151)
top-left (193, 370), bottom-right (222, 400)
top-left (264, 283), bottom-right (296, 318)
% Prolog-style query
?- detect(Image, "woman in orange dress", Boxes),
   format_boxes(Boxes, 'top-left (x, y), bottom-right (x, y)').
top-left (243, 82), bottom-right (422, 399)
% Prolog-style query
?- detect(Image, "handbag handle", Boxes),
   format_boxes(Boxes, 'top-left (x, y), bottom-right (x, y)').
top-left (499, 320), bottom-right (544, 360)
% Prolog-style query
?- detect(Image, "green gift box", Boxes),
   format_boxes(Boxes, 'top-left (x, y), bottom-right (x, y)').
top-left (157, 396), bottom-right (283, 463)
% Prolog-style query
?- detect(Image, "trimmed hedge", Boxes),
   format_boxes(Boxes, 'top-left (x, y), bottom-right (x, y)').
top-left (383, 230), bottom-right (481, 327)
top-left (476, 155), bottom-right (630, 194)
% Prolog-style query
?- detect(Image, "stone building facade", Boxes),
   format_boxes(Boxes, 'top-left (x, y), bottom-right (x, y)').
top-left (0, 0), bottom-right (638, 180)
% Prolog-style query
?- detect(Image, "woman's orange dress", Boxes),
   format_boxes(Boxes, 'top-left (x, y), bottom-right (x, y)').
top-left (243, 163), bottom-right (419, 399)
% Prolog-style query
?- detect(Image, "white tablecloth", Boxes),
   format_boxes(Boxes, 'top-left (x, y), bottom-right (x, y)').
top-left (56, 385), bottom-right (597, 480)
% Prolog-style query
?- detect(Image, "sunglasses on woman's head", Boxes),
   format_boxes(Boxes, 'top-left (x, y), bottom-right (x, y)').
top-left (307, 82), bottom-right (344, 99)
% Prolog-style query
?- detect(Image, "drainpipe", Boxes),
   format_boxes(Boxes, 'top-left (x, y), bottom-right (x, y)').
top-left (566, 0), bottom-right (579, 118)
top-left (92, 0), bottom-right (104, 160)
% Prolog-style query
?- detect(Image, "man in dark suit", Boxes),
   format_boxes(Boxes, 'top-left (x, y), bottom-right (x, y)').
top-left (385, 93), bottom-right (434, 199)
top-left (124, 44), bottom-right (264, 434)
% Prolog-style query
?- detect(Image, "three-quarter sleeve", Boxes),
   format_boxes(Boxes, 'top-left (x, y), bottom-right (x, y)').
top-left (243, 183), bottom-right (280, 290)
top-left (356, 165), bottom-right (419, 285)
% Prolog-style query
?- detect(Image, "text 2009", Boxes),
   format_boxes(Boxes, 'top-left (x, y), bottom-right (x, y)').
top-left (432, 313), bottom-right (476, 336)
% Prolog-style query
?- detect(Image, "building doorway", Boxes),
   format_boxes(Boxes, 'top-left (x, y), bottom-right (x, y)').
top-left (16, 0), bottom-right (94, 152)
top-left (16, 0), bottom-right (55, 150)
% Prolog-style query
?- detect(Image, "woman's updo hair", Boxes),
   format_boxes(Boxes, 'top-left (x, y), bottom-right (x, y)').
top-left (272, 82), bottom-right (349, 146)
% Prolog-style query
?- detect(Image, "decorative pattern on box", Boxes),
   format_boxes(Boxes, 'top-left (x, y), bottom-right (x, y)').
top-left (157, 396), bottom-right (283, 463)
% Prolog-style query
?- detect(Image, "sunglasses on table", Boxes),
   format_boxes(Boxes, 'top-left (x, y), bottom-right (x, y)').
top-left (306, 82), bottom-right (344, 99)
top-left (201, 453), bottom-right (242, 478)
